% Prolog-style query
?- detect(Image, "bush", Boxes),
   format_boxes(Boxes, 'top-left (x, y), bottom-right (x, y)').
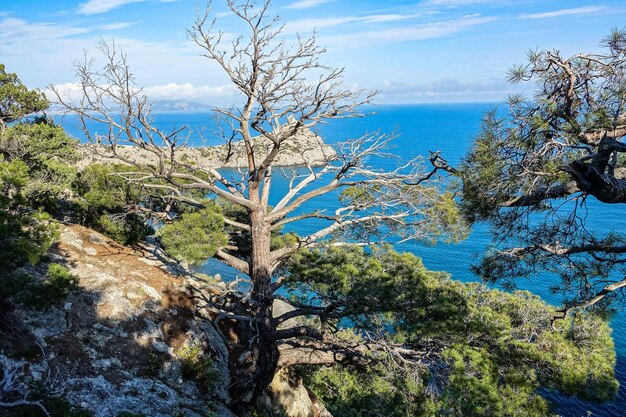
top-left (160, 205), bottom-right (227, 264)
top-left (3, 264), bottom-right (79, 309)
top-left (71, 164), bottom-right (149, 244)
top-left (43, 263), bottom-right (79, 302)
top-left (177, 345), bottom-right (218, 389)
top-left (92, 213), bottom-right (148, 246)
top-left (0, 156), bottom-right (58, 271)
top-left (301, 363), bottom-right (432, 417)
top-left (1, 117), bottom-right (79, 213)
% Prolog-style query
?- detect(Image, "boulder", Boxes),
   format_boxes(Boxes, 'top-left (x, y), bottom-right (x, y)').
top-left (258, 368), bottom-right (333, 417)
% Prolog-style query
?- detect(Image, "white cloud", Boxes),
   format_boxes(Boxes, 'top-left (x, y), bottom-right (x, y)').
top-left (286, 0), bottom-right (331, 10)
top-left (283, 16), bottom-right (357, 33)
top-left (49, 81), bottom-right (239, 107)
top-left (99, 21), bottom-right (141, 31)
top-left (283, 12), bottom-right (423, 34)
top-left (363, 13), bottom-right (421, 23)
top-left (144, 82), bottom-right (239, 103)
top-left (319, 15), bottom-right (495, 49)
top-left (47, 82), bottom-right (89, 104)
top-left (0, 17), bottom-right (90, 42)
top-left (78, 0), bottom-right (147, 15)
top-left (0, 15), bottom-right (227, 94)
top-left (520, 6), bottom-right (605, 20)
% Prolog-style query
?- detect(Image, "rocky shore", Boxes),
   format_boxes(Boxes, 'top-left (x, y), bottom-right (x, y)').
top-left (78, 126), bottom-right (336, 170)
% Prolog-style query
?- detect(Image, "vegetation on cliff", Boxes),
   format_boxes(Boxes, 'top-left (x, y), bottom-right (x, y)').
top-left (294, 246), bottom-right (617, 417)
top-left (0, 4), bottom-right (624, 417)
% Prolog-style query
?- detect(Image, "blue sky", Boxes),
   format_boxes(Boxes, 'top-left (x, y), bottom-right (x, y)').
top-left (1, 0), bottom-right (625, 104)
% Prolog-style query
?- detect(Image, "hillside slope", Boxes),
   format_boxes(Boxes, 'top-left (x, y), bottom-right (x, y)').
top-left (0, 225), bottom-right (330, 417)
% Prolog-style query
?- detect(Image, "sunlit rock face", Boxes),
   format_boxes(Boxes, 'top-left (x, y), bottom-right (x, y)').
top-left (1, 225), bottom-right (334, 417)
top-left (258, 368), bottom-right (333, 417)
top-left (2, 225), bottom-right (233, 417)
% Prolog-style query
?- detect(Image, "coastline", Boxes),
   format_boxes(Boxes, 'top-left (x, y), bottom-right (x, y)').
top-left (77, 128), bottom-right (336, 169)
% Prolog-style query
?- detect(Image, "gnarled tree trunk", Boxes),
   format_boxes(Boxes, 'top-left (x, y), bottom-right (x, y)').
top-left (228, 208), bottom-right (280, 412)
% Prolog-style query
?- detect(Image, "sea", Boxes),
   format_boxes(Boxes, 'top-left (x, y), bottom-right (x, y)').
top-left (59, 103), bottom-right (626, 417)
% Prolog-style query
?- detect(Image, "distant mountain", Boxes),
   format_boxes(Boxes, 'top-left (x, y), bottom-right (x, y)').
top-left (149, 100), bottom-right (214, 113)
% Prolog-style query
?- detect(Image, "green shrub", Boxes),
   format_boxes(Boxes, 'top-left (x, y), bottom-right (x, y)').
top-left (0, 63), bottom-right (49, 126)
top-left (177, 345), bottom-right (218, 389)
top-left (71, 164), bottom-right (150, 244)
top-left (0, 157), bottom-right (58, 271)
top-left (147, 352), bottom-right (166, 376)
top-left (44, 263), bottom-right (79, 300)
top-left (302, 364), bottom-right (432, 417)
top-left (7, 264), bottom-right (79, 309)
top-left (1, 118), bottom-right (79, 213)
top-left (160, 205), bottom-right (227, 264)
top-left (93, 213), bottom-right (148, 245)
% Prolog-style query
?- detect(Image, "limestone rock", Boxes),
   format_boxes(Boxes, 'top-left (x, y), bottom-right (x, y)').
top-left (1, 224), bottom-right (334, 417)
top-left (258, 368), bottom-right (333, 417)
top-left (1, 225), bottom-right (232, 417)
top-left (78, 124), bottom-right (336, 170)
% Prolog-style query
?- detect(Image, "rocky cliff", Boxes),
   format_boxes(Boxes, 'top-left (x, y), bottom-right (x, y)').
top-left (0, 225), bottom-right (332, 417)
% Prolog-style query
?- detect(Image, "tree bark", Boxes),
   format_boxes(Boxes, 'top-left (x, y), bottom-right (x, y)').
top-left (562, 160), bottom-right (626, 203)
top-left (228, 207), bottom-right (280, 411)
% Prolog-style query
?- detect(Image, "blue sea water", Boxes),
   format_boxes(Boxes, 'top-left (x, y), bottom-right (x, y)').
top-left (59, 104), bottom-right (626, 417)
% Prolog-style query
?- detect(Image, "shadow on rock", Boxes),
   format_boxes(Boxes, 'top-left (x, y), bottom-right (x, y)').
top-left (0, 225), bottom-right (233, 417)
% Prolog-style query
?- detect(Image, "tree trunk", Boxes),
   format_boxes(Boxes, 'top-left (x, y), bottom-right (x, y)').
top-left (229, 208), bottom-right (280, 413)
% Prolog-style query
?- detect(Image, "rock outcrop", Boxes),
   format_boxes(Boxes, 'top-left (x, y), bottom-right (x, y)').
top-left (0, 225), bottom-right (333, 417)
top-left (78, 125), bottom-right (336, 170)
top-left (1, 225), bottom-right (233, 417)
top-left (258, 368), bottom-right (333, 417)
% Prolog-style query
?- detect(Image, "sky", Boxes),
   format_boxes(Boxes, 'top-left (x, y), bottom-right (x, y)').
top-left (1, 0), bottom-right (625, 105)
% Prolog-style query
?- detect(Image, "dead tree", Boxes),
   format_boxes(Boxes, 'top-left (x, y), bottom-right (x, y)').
top-left (53, 0), bottom-right (465, 409)
top-left (0, 364), bottom-right (51, 417)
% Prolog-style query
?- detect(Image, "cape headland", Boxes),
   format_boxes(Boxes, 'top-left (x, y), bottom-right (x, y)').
top-left (77, 125), bottom-right (336, 170)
